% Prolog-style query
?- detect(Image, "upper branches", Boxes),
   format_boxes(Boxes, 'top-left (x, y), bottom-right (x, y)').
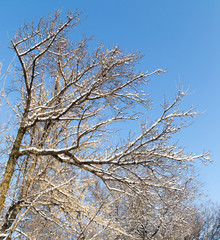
top-left (11, 10), bottom-right (81, 96)
top-left (8, 10), bottom-right (210, 191)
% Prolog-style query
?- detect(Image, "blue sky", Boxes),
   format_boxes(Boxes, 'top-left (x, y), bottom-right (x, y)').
top-left (0, 0), bottom-right (220, 203)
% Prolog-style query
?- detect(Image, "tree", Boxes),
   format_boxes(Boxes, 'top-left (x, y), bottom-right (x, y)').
top-left (0, 11), bottom-right (209, 239)
top-left (112, 176), bottom-right (200, 239)
top-left (186, 203), bottom-right (220, 240)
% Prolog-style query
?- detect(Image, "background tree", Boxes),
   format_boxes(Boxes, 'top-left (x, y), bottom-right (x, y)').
top-left (0, 11), bottom-right (209, 239)
top-left (187, 203), bottom-right (220, 240)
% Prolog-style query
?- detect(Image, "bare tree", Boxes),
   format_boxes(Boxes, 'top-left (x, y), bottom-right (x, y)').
top-left (184, 203), bottom-right (220, 240)
top-left (0, 11), bottom-right (209, 239)
top-left (107, 161), bottom-right (202, 239)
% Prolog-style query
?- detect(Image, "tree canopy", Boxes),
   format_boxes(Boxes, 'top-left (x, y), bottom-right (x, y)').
top-left (0, 11), bottom-right (216, 240)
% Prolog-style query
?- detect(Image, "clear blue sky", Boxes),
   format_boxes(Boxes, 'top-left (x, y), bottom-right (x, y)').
top-left (0, 0), bottom-right (220, 203)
